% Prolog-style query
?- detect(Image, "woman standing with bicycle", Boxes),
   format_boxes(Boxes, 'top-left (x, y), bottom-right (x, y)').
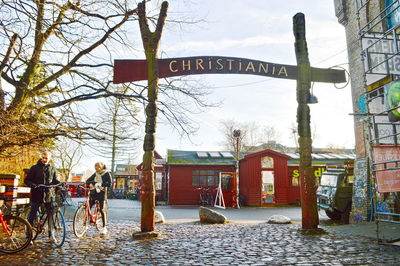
top-left (85, 162), bottom-right (111, 235)
top-left (24, 151), bottom-right (60, 242)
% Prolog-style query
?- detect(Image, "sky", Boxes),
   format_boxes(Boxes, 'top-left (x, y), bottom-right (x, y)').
top-left (76, 0), bottom-right (354, 173)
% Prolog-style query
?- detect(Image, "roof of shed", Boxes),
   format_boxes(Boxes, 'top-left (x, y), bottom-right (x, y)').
top-left (167, 149), bottom-right (356, 166)
top-left (167, 150), bottom-right (242, 165)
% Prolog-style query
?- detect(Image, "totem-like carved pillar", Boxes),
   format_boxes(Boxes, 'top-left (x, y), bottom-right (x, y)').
top-left (137, 1), bottom-right (168, 233)
top-left (293, 13), bottom-right (319, 230)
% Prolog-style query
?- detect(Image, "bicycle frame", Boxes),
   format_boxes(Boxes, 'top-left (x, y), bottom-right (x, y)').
top-left (36, 206), bottom-right (50, 230)
top-left (0, 208), bottom-right (12, 237)
top-left (81, 190), bottom-right (100, 224)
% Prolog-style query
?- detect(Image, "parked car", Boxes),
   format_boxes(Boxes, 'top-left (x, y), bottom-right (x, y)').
top-left (317, 166), bottom-right (354, 223)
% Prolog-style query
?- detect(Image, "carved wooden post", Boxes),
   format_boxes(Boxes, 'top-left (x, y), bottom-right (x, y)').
top-left (293, 13), bottom-right (319, 230)
top-left (137, 1), bottom-right (168, 233)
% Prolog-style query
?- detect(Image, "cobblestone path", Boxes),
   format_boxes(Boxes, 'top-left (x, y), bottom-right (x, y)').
top-left (1, 221), bottom-right (399, 265)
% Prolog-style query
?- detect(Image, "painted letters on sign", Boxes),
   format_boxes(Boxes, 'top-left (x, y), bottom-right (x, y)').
top-left (114, 56), bottom-right (346, 84)
top-left (114, 56), bottom-right (295, 83)
top-left (373, 146), bottom-right (400, 192)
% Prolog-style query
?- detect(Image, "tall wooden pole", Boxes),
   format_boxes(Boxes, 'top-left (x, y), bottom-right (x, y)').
top-left (293, 13), bottom-right (319, 230)
top-left (137, 1), bottom-right (168, 233)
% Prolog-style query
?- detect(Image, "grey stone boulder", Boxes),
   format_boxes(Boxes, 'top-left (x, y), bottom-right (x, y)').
top-left (267, 214), bottom-right (291, 224)
top-left (199, 206), bottom-right (226, 224)
top-left (155, 210), bottom-right (165, 224)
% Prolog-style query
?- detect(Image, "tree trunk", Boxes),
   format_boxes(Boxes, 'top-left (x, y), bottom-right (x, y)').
top-left (293, 13), bottom-right (319, 230)
top-left (110, 98), bottom-right (118, 195)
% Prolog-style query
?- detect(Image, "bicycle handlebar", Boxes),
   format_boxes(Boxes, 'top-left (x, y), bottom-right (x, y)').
top-left (78, 185), bottom-right (104, 193)
top-left (35, 184), bottom-right (62, 188)
top-left (77, 185), bottom-right (90, 191)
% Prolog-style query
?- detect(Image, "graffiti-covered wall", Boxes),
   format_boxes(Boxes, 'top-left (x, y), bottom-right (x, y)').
top-left (350, 158), bottom-right (371, 223)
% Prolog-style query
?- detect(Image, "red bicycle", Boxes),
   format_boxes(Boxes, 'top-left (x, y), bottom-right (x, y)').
top-left (0, 201), bottom-right (32, 253)
top-left (72, 186), bottom-right (106, 238)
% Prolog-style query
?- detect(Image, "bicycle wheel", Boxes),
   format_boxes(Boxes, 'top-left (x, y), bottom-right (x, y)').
top-left (50, 209), bottom-right (65, 247)
top-left (73, 205), bottom-right (88, 238)
top-left (0, 215), bottom-right (32, 254)
top-left (95, 207), bottom-right (105, 232)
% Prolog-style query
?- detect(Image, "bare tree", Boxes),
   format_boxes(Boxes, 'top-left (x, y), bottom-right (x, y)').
top-left (324, 143), bottom-right (346, 154)
top-left (52, 138), bottom-right (83, 181)
top-left (289, 122), bottom-right (299, 152)
top-left (0, 0), bottom-right (213, 156)
top-left (91, 85), bottom-right (141, 190)
top-left (260, 125), bottom-right (280, 149)
top-left (220, 119), bottom-right (247, 152)
top-left (220, 119), bottom-right (282, 152)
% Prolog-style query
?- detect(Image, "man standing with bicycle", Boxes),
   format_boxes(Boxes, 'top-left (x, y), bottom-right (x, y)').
top-left (25, 151), bottom-right (60, 242)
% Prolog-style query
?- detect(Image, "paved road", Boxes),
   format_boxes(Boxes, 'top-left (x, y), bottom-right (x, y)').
top-left (64, 198), bottom-right (325, 223)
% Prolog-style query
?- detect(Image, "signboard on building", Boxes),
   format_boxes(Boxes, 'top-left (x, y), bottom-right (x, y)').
top-left (361, 34), bottom-right (400, 84)
top-left (373, 146), bottom-right (400, 192)
top-left (71, 176), bottom-right (81, 182)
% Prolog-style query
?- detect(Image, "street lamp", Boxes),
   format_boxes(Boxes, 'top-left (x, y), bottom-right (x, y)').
top-left (233, 129), bottom-right (241, 208)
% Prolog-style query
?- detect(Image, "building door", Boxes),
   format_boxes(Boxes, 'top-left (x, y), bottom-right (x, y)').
top-left (220, 172), bottom-right (233, 207)
top-left (261, 170), bottom-right (274, 205)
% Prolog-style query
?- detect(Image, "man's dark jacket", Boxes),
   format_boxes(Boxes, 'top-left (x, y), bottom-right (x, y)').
top-left (24, 159), bottom-right (60, 203)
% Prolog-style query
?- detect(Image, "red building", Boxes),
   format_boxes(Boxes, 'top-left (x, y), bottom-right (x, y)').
top-left (167, 150), bottom-right (236, 206)
top-left (166, 149), bottom-right (355, 207)
top-left (239, 149), bottom-right (290, 206)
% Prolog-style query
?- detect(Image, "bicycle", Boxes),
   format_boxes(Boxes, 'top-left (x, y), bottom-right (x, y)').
top-left (73, 186), bottom-right (106, 238)
top-left (0, 201), bottom-right (33, 254)
top-left (196, 187), bottom-right (208, 206)
top-left (31, 184), bottom-right (66, 247)
top-left (196, 187), bottom-right (216, 206)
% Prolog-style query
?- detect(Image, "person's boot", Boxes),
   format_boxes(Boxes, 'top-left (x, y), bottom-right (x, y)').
top-left (100, 227), bottom-right (108, 235)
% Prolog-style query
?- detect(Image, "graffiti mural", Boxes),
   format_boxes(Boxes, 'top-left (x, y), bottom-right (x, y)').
top-left (376, 200), bottom-right (390, 213)
top-left (350, 158), bottom-right (370, 223)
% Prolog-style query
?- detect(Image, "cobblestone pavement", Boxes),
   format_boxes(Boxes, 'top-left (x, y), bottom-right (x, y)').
top-left (2, 220), bottom-right (400, 265)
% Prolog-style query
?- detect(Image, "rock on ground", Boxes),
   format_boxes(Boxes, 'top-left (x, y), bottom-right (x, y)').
top-left (198, 206), bottom-right (226, 224)
top-left (155, 211), bottom-right (165, 224)
top-left (267, 214), bottom-right (291, 224)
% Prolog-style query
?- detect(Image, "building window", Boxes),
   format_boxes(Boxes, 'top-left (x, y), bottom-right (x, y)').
top-left (261, 156), bottom-right (273, 168)
top-left (207, 176), bottom-right (214, 186)
top-left (192, 169), bottom-right (221, 186)
top-left (192, 175), bottom-right (199, 186)
top-left (200, 175), bottom-right (207, 186)
top-left (155, 172), bottom-right (162, 190)
top-left (292, 175), bottom-right (299, 186)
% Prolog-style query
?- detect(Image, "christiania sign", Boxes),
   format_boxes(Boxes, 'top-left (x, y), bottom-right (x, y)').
top-left (113, 56), bottom-right (346, 84)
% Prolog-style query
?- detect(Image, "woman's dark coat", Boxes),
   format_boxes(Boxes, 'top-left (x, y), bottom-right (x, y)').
top-left (85, 171), bottom-right (112, 188)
